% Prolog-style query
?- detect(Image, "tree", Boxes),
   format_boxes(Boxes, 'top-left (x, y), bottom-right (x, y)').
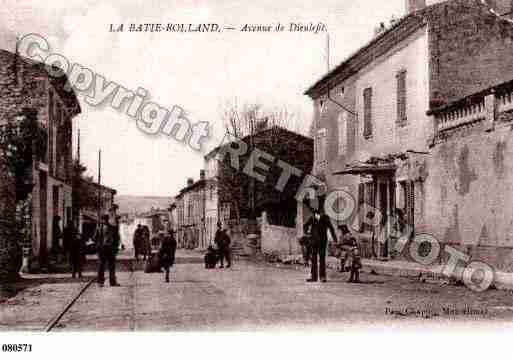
top-left (72, 159), bottom-right (101, 222)
top-left (217, 100), bottom-right (312, 227)
top-left (0, 108), bottom-right (45, 288)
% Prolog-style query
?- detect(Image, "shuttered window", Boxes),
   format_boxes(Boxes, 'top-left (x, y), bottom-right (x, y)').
top-left (396, 70), bottom-right (407, 125)
top-left (363, 87), bottom-right (373, 138)
top-left (405, 180), bottom-right (415, 230)
top-left (315, 128), bottom-right (327, 172)
top-left (337, 111), bottom-right (347, 156)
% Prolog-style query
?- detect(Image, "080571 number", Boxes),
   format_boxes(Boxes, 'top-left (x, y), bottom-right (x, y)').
top-left (2, 344), bottom-right (32, 352)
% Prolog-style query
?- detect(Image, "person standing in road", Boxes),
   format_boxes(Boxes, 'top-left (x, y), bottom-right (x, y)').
top-left (337, 224), bottom-right (353, 272)
top-left (214, 223), bottom-right (231, 268)
top-left (133, 224), bottom-right (143, 261)
top-left (141, 226), bottom-right (151, 261)
top-left (158, 230), bottom-right (177, 282)
top-left (221, 226), bottom-right (232, 268)
top-left (303, 204), bottom-right (337, 283)
top-left (62, 221), bottom-right (75, 267)
top-left (214, 222), bottom-right (224, 268)
top-left (51, 215), bottom-right (63, 263)
top-left (346, 237), bottom-right (362, 283)
top-left (70, 225), bottom-right (85, 279)
top-left (96, 214), bottom-right (120, 287)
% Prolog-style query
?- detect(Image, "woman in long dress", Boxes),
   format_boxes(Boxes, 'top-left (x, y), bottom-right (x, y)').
top-left (158, 231), bottom-right (177, 283)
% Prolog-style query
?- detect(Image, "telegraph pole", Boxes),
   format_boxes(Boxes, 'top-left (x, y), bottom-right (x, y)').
top-left (326, 33), bottom-right (330, 72)
top-left (97, 149), bottom-right (102, 222)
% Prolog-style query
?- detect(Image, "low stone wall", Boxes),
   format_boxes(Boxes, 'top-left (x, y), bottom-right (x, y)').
top-left (260, 212), bottom-right (301, 256)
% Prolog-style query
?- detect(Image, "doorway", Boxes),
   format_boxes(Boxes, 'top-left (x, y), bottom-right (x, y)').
top-left (39, 172), bottom-right (48, 265)
top-left (375, 176), bottom-right (395, 259)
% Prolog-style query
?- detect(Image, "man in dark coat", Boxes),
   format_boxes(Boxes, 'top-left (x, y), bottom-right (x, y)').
top-left (62, 221), bottom-right (75, 266)
top-left (303, 205), bottom-right (337, 283)
top-left (96, 214), bottom-right (119, 287)
top-left (141, 226), bottom-right (151, 260)
top-left (133, 224), bottom-right (143, 261)
top-left (51, 215), bottom-right (63, 262)
top-left (214, 223), bottom-right (231, 268)
top-left (69, 225), bottom-right (85, 279)
top-left (158, 231), bottom-right (177, 282)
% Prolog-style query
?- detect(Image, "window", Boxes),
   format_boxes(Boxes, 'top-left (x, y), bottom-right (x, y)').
top-left (319, 99), bottom-right (327, 114)
top-left (396, 70), bottom-right (407, 125)
top-left (398, 181), bottom-right (414, 229)
top-left (338, 111), bottom-right (347, 156)
top-left (315, 128), bottom-right (328, 172)
top-left (363, 87), bottom-right (373, 138)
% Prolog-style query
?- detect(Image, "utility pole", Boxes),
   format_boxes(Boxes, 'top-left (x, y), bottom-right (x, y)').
top-left (326, 33), bottom-right (330, 72)
top-left (97, 149), bottom-right (102, 223)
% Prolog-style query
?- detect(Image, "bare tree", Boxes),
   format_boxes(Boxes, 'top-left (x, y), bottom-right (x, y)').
top-left (217, 99), bottom-right (312, 227)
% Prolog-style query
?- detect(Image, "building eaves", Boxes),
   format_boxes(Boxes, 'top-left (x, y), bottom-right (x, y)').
top-left (304, 2), bottom-right (450, 99)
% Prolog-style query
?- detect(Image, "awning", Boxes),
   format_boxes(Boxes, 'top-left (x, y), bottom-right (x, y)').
top-left (333, 164), bottom-right (396, 176)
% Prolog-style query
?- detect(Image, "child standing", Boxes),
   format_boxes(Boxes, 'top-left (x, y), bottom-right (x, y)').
top-left (346, 237), bottom-right (362, 283)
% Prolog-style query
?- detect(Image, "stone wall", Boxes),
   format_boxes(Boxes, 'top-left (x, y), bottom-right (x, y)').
top-left (260, 212), bottom-right (301, 256)
top-left (428, 0), bottom-right (513, 105)
top-left (425, 118), bottom-right (513, 271)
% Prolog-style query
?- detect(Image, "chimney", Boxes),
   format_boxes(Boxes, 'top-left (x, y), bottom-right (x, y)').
top-left (200, 169), bottom-right (205, 181)
top-left (187, 178), bottom-right (194, 187)
top-left (405, 0), bottom-right (426, 14)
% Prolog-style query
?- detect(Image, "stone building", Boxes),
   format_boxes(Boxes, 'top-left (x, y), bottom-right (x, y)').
top-left (211, 126), bottom-right (313, 255)
top-left (174, 171), bottom-right (211, 250)
top-left (305, 0), bottom-right (513, 268)
top-left (0, 49), bottom-right (80, 272)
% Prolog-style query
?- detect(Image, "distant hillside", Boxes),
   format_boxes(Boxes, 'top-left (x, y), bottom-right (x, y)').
top-left (115, 195), bottom-right (173, 215)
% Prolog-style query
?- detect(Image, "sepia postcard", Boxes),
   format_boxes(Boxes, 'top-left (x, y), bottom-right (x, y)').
top-left (1, 0), bottom-right (513, 356)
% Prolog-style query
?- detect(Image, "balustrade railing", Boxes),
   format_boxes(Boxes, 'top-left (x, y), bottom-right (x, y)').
top-left (435, 99), bottom-right (486, 132)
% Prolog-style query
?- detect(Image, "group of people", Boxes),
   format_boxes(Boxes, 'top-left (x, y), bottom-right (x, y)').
top-left (48, 204), bottom-right (123, 287)
top-left (302, 206), bottom-right (362, 283)
top-left (134, 228), bottom-right (178, 283)
top-left (205, 222), bottom-right (232, 269)
top-left (50, 215), bottom-right (87, 279)
top-left (132, 224), bottom-right (151, 261)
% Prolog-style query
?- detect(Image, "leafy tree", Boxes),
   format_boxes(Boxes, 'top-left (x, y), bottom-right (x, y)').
top-left (0, 108), bottom-right (45, 286)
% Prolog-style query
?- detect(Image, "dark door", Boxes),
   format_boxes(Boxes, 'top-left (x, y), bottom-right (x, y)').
top-left (379, 182), bottom-right (388, 258)
top-left (39, 172), bottom-right (48, 264)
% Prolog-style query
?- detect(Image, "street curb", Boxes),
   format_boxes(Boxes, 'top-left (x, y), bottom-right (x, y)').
top-left (328, 257), bottom-right (513, 291)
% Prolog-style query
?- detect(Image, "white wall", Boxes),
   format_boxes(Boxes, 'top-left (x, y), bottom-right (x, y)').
top-left (354, 27), bottom-right (431, 160)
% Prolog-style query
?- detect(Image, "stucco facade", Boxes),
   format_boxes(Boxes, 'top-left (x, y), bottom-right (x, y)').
top-left (305, 0), bottom-right (513, 269)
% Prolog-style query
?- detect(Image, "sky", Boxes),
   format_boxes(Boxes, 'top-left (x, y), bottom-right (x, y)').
top-left (0, 0), bottom-right (419, 196)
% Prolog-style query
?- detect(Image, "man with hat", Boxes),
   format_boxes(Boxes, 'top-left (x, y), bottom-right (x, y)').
top-left (96, 213), bottom-right (120, 287)
top-left (303, 198), bottom-right (337, 283)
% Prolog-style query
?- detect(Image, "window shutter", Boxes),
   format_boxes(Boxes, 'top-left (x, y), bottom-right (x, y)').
top-left (338, 111), bottom-right (347, 156)
top-left (406, 180), bottom-right (415, 231)
top-left (396, 70), bottom-right (407, 124)
top-left (363, 87), bottom-right (373, 138)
